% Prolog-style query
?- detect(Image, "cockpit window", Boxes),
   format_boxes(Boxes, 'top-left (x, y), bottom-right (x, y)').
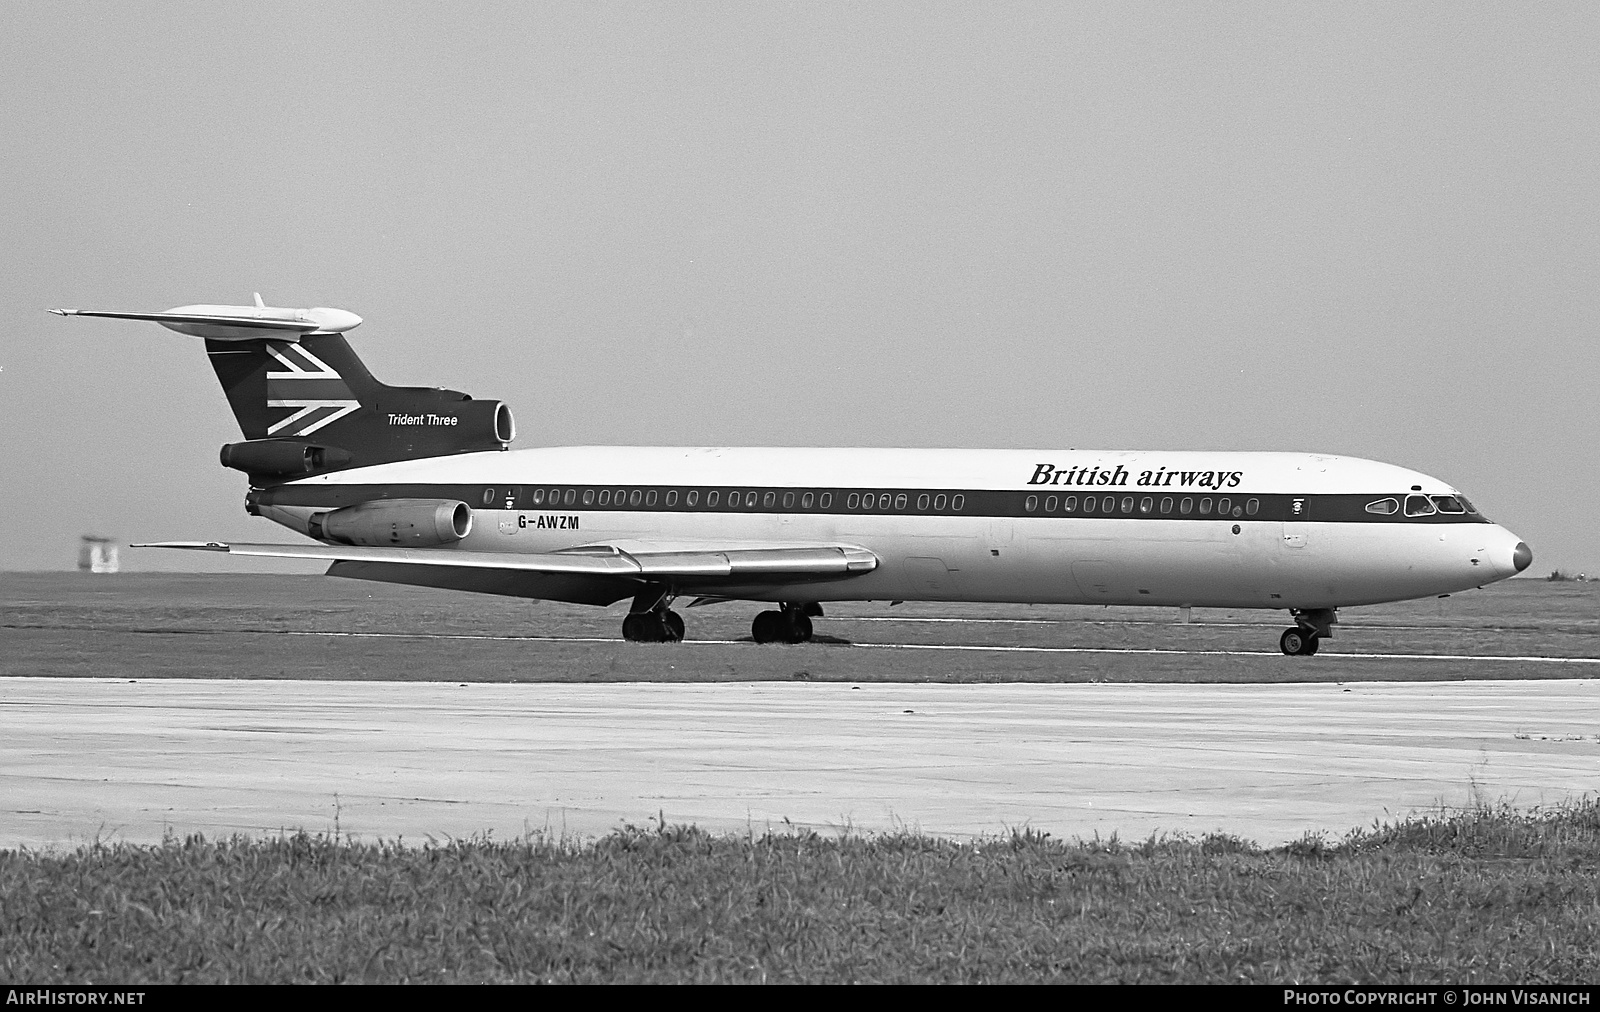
top-left (1365, 498), bottom-right (1398, 515)
top-left (1404, 494), bottom-right (1436, 517)
top-left (1431, 495), bottom-right (1466, 514)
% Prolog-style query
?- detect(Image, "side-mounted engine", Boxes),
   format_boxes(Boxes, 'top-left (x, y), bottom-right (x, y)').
top-left (307, 499), bottom-right (472, 548)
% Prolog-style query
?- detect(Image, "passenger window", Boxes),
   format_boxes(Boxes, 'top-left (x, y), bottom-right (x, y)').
top-left (1404, 495), bottom-right (1435, 517)
top-left (894, 494), bottom-right (907, 510)
top-left (1365, 498), bottom-right (1397, 515)
top-left (802, 492), bottom-right (814, 509)
top-left (646, 489), bottom-right (657, 506)
top-left (598, 489), bottom-right (611, 506)
top-left (531, 488), bottom-right (545, 506)
top-left (1064, 496), bottom-right (1077, 512)
top-left (878, 493), bottom-right (892, 510)
top-left (582, 489), bottom-right (595, 506)
top-left (1044, 495), bottom-right (1057, 512)
top-left (1245, 498), bottom-right (1259, 516)
top-left (727, 490), bottom-right (739, 506)
top-left (1160, 497), bottom-right (1173, 514)
top-left (1120, 497), bottom-right (1133, 514)
top-left (1218, 498), bottom-right (1231, 516)
top-left (747, 492), bottom-right (758, 507)
top-left (1139, 497), bottom-right (1153, 514)
top-left (483, 488), bottom-right (496, 506)
top-left (666, 490), bottom-right (678, 506)
top-left (934, 494), bottom-right (947, 510)
top-left (763, 491), bottom-right (776, 508)
top-left (629, 489), bottom-right (642, 507)
top-left (1104, 496), bottom-right (1117, 513)
top-left (847, 493), bottom-right (860, 509)
top-left (820, 492), bottom-right (833, 508)
top-left (1431, 495), bottom-right (1465, 514)
top-left (686, 490), bottom-right (699, 507)
top-left (614, 488), bottom-right (625, 504)
top-left (782, 492), bottom-right (794, 508)
top-left (1025, 495), bottom-right (1039, 512)
top-left (707, 491), bottom-right (719, 507)
top-left (1180, 497), bottom-right (1192, 515)
top-left (952, 495), bottom-right (965, 511)
top-left (1199, 498), bottom-right (1212, 515)
top-left (558, 489), bottom-right (572, 506)
top-left (917, 494), bottom-right (930, 511)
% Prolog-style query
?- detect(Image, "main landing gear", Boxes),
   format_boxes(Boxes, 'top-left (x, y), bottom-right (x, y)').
top-left (621, 586), bottom-right (684, 643)
top-left (622, 609), bottom-right (684, 643)
top-left (1279, 608), bottom-right (1336, 656)
top-left (751, 603), bottom-right (819, 644)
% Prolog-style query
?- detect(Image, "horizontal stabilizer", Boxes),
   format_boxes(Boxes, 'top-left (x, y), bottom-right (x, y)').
top-left (51, 300), bottom-right (361, 341)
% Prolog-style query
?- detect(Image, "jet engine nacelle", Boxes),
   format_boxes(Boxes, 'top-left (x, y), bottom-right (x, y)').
top-left (220, 439), bottom-right (353, 478)
top-left (308, 499), bottom-right (472, 548)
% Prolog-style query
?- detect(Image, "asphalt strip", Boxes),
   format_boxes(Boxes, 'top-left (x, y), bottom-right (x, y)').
top-left (273, 629), bottom-right (1600, 664)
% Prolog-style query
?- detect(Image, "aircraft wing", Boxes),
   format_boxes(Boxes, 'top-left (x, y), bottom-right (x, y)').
top-left (138, 540), bottom-right (879, 579)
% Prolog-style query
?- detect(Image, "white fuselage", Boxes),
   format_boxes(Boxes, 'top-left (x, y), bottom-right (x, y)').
top-left (254, 446), bottom-right (1528, 611)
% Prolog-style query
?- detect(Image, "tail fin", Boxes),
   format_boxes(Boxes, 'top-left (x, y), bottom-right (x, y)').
top-left (208, 334), bottom-right (514, 482)
top-left (54, 299), bottom-right (514, 483)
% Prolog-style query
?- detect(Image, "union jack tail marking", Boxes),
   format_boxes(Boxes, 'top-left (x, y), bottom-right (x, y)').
top-left (264, 341), bottom-right (361, 436)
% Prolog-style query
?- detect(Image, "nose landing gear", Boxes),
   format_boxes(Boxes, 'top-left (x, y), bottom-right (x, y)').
top-left (1279, 627), bottom-right (1319, 656)
top-left (752, 603), bottom-right (816, 644)
top-left (1280, 607), bottom-right (1335, 656)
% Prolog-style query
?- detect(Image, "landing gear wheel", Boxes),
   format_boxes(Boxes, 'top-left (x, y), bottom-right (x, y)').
top-left (1279, 628), bottom-right (1319, 656)
top-left (1280, 628), bottom-right (1305, 656)
top-left (785, 610), bottom-right (813, 643)
top-left (752, 610), bottom-right (785, 644)
top-left (622, 613), bottom-right (648, 642)
top-left (623, 611), bottom-right (682, 643)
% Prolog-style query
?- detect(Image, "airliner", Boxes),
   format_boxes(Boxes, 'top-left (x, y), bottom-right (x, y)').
top-left (54, 297), bottom-right (1532, 654)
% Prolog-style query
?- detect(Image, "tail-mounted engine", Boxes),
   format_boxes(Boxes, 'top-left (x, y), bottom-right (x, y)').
top-left (308, 499), bottom-right (472, 548)
top-left (220, 439), bottom-right (353, 479)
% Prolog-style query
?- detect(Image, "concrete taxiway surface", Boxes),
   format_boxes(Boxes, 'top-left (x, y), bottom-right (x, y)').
top-left (5, 677), bottom-right (1597, 849)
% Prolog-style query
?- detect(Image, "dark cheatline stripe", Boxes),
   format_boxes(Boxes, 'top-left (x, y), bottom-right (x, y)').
top-left (254, 483), bottom-right (1492, 525)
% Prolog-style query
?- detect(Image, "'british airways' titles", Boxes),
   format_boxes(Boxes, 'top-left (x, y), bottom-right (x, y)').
top-left (1028, 464), bottom-right (1244, 490)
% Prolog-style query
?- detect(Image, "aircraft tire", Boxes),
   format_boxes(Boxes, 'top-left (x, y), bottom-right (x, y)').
top-left (752, 610), bottom-right (785, 644)
top-left (1299, 633), bottom-right (1320, 656)
top-left (1279, 628), bottom-right (1307, 656)
top-left (624, 612), bottom-right (674, 643)
top-left (785, 611), bottom-right (813, 644)
top-left (662, 610), bottom-right (685, 642)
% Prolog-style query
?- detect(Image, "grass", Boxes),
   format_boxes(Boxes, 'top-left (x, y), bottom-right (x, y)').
top-left (4, 801), bottom-right (1597, 983)
top-left (3, 572), bottom-right (1597, 684)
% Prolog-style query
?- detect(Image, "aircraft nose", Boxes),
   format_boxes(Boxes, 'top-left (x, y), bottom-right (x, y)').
top-left (1513, 541), bottom-right (1532, 573)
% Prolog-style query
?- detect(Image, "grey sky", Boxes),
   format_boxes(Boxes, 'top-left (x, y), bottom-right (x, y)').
top-left (2, 1), bottom-right (1595, 574)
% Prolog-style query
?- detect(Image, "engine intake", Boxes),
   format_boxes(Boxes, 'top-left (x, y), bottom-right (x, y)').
top-left (309, 499), bottom-right (472, 548)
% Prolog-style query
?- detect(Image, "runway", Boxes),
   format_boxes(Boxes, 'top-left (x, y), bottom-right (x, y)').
top-left (279, 627), bottom-right (1600, 664)
top-left (4, 676), bottom-right (1597, 850)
